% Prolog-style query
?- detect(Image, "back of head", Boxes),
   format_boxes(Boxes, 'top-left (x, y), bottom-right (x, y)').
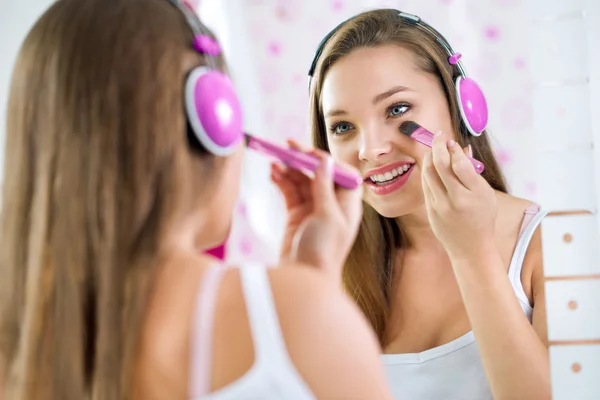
top-left (307, 9), bottom-right (507, 341)
top-left (0, 0), bottom-right (225, 398)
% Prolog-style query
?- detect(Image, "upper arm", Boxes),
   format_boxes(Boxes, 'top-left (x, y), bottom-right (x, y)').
top-left (270, 267), bottom-right (393, 400)
top-left (524, 225), bottom-right (549, 347)
top-left (527, 210), bottom-right (594, 348)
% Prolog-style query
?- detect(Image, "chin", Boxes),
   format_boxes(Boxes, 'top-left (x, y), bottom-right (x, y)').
top-left (365, 194), bottom-right (425, 219)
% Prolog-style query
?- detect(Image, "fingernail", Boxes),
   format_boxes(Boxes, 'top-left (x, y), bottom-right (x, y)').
top-left (447, 140), bottom-right (455, 148)
top-left (435, 130), bottom-right (443, 137)
top-left (467, 144), bottom-right (473, 157)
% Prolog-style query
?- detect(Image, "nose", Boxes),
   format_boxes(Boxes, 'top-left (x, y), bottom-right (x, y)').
top-left (358, 127), bottom-right (394, 162)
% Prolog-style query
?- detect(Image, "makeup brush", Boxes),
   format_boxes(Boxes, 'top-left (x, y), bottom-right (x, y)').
top-left (244, 133), bottom-right (363, 189)
top-left (399, 121), bottom-right (485, 174)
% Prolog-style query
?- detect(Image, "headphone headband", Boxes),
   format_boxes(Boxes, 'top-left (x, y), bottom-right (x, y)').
top-left (307, 10), bottom-right (467, 88)
top-left (167, 0), bottom-right (245, 156)
top-left (306, 9), bottom-right (488, 137)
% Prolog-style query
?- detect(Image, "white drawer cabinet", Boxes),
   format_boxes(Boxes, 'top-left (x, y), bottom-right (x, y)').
top-left (541, 214), bottom-right (600, 277)
top-left (545, 279), bottom-right (600, 341)
top-left (550, 344), bottom-right (600, 400)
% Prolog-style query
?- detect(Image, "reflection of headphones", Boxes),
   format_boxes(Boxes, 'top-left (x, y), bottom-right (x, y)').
top-left (168, 0), bottom-right (244, 155)
top-left (307, 11), bottom-right (488, 137)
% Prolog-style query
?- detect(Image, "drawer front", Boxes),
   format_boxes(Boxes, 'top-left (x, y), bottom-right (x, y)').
top-left (541, 214), bottom-right (600, 277)
top-left (550, 344), bottom-right (600, 400)
top-left (545, 279), bottom-right (600, 341)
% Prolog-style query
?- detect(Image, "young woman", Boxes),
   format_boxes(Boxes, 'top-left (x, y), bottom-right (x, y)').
top-left (297, 8), bottom-right (552, 400)
top-left (0, 1), bottom-right (393, 399)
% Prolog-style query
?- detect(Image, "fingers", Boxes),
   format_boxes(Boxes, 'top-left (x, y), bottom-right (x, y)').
top-left (284, 140), bottom-right (363, 223)
top-left (421, 150), bottom-right (446, 202)
top-left (308, 149), bottom-right (338, 215)
top-left (421, 164), bottom-right (437, 210)
top-left (271, 163), bottom-right (311, 208)
top-left (431, 131), bottom-right (463, 194)
top-left (447, 141), bottom-right (480, 191)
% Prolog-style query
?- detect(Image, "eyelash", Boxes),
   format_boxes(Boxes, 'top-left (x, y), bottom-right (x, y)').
top-left (328, 101), bottom-right (412, 136)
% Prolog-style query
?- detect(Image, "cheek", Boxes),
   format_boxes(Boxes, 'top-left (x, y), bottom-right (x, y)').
top-left (413, 146), bottom-right (430, 167)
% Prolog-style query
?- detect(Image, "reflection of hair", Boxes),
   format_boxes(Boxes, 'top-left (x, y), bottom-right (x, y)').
top-left (309, 9), bottom-right (507, 343)
top-left (0, 0), bottom-right (226, 397)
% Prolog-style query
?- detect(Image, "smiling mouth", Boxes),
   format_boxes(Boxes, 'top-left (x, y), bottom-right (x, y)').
top-left (367, 164), bottom-right (413, 186)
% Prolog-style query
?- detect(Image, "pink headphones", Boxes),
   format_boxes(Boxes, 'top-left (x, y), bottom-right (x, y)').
top-left (169, 0), bottom-right (244, 155)
top-left (308, 11), bottom-right (488, 137)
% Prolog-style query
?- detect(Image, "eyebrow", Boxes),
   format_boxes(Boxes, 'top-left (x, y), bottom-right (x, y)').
top-left (324, 85), bottom-right (411, 118)
top-left (373, 85), bottom-right (411, 104)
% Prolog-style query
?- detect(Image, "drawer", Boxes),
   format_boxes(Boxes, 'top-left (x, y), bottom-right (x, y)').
top-left (541, 214), bottom-right (600, 277)
top-left (535, 148), bottom-right (597, 211)
top-left (545, 279), bottom-right (600, 341)
top-left (530, 18), bottom-right (588, 83)
top-left (550, 344), bottom-right (600, 400)
top-left (532, 84), bottom-right (592, 150)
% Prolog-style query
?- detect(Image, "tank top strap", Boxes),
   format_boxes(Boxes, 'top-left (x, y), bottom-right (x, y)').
top-left (238, 263), bottom-right (293, 366)
top-left (507, 204), bottom-right (549, 308)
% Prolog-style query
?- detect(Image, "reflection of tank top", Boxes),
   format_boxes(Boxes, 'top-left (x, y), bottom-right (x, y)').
top-left (189, 264), bottom-right (316, 399)
top-left (382, 204), bottom-right (546, 400)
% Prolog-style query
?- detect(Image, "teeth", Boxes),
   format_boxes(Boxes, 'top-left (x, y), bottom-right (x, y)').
top-left (369, 164), bottom-right (412, 183)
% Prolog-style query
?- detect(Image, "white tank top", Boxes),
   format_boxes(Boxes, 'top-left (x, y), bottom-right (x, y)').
top-left (189, 263), bottom-right (315, 399)
top-left (382, 205), bottom-right (548, 400)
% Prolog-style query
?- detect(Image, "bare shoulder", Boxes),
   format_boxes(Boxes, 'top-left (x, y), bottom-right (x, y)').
top-left (495, 192), bottom-right (538, 235)
top-left (133, 258), bottom-right (392, 400)
top-left (133, 253), bottom-right (216, 400)
top-left (267, 264), bottom-right (393, 399)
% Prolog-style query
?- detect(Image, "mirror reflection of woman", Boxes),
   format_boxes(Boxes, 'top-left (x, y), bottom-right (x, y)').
top-left (281, 9), bottom-right (552, 400)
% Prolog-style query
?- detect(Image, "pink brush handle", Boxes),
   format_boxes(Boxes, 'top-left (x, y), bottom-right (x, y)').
top-left (246, 135), bottom-right (363, 189)
top-left (411, 129), bottom-right (485, 175)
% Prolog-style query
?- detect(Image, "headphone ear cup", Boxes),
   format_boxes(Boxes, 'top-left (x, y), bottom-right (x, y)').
top-left (185, 66), bottom-right (243, 155)
top-left (455, 76), bottom-right (488, 137)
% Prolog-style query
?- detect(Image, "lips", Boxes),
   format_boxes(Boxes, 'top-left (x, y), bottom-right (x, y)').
top-left (366, 163), bottom-right (412, 184)
top-left (363, 161), bottom-right (415, 196)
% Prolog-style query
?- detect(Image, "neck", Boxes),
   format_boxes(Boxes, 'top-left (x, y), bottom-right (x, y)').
top-left (395, 204), bottom-right (446, 254)
top-left (160, 212), bottom-right (224, 258)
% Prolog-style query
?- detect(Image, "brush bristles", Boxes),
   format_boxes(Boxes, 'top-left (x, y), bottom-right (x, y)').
top-left (399, 121), bottom-right (421, 136)
top-left (243, 132), bottom-right (251, 145)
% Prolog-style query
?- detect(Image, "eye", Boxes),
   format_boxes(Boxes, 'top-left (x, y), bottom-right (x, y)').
top-left (388, 103), bottom-right (411, 117)
top-left (330, 121), bottom-right (354, 136)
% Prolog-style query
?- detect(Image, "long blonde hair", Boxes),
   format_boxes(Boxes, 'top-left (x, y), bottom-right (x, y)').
top-left (0, 0), bottom-right (225, 398)
top-left (309, 9), bottom-right (508, 343)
